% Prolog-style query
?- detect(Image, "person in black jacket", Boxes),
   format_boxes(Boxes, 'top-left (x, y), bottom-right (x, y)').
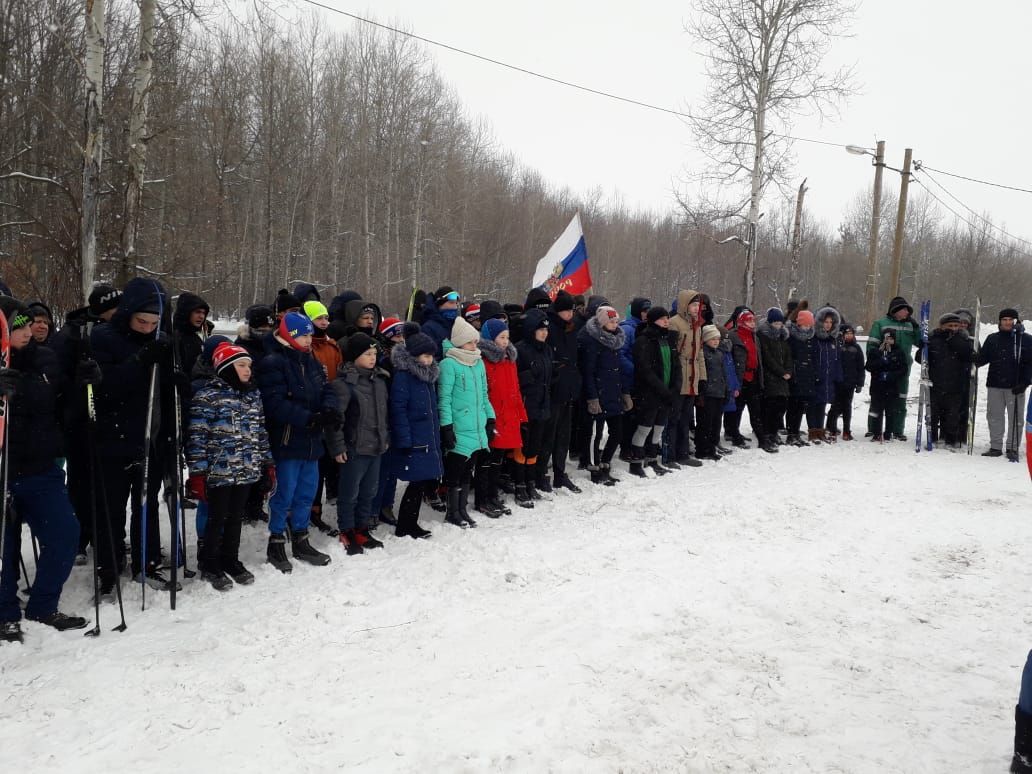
top-left (925, 312), bottom-right (974, 449)
top-left (0, 298), bottom-right (87, 642)
top-left (536, 291), bottom-right (582, 493)
top-left (172, 291), bottom-right (212, 377)
top-left (630, 307), bottom-right (683, 475)
top-left (866, 330), bottom-right (907, 442)
top-left (515, 308), bottom-right (553, 503)
top-left (826, 323), bottom-right (865, 440)
top-left (976, 308), bottom-right (1032, 459)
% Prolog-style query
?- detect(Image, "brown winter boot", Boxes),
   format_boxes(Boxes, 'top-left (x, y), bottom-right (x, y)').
top-left (808, 428), bottom-right (824, 444)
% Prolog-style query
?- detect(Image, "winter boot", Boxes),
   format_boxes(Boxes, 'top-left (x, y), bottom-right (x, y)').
top-left (445, 486), bottom-right (468, 528)
top-left (134, 565), bottom-right (182, 592)
top-left (627, 445), bottom-right (648, 477)
top-left (1012, 705), bottom-right (1032, 773)
top-left (871, 433), bottom-right (884, 443)
top-left (1, 621), bottom-right (23, 644)
top-left (291, 530), bottom-right (331, 566)
top-left (555, 474), bottom-right (583, 493)
top-left (513, 484), bottom-right (535, 508)
top-left (424, 486), bottom-right (448, 512)
top-left (807, 428), bottom-right (824, 445)
top-left (787, 432), bottom-right (809, 447)
top-left (982, 448), bottom-right (1003, 457)
top-left (475, 498), bottom-right (505, 518)
top-left (395, 498), bottom-right (431, 539)
top-left (535, 474), bottom-right (554, 494)
top-left (225, 560), bottom-right (255, 585)
top-left (589, 465), bottom-right (609, 485)
top-left (267, 534), bottom-right (293, 573)
top-left (339, 530), bottom-right (365, 555)
top-left (645, 444), bottom-right (670, 476)
top-left (356, 528), bottom-right (385, 549)
top-left (309, 505), bottom-right (334, 534)
top-left (716, 444), bottom-right (734, 455)
top-left (457, 486), bottom-right (478, 528)
top-left (841, 430), bottom-right (854, 441)
top-left (730, 434), bottom-right (750, 448)
top-left (378, 506), bottom-right (398, 527)
top-left (602, 462), bottom-right (620, 485)
top-left (525, 478), bottom-right (543, 501)
top-left (201, 570), bottom-right (234, 592)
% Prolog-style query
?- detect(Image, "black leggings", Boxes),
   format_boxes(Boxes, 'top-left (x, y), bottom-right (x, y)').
top-left (443, 452), bottom-right (475, 489)
top-left (587, 414), bottom-right (623, 466)
top-left (203, 482), bottom-right (252, 572)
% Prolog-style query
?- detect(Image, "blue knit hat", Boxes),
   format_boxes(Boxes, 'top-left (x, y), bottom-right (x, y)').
top-left (766, 307), bottom-right (785, 324)
top-left (481, 317), bottom-right (509, 342)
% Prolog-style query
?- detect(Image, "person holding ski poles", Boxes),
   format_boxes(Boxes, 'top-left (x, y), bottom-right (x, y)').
top-left (0, 297), bottom-right (87, 643)
top-left (976, 308), bottom-right (1032, 461)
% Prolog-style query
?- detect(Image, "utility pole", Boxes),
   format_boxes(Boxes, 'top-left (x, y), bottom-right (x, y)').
top-left (863, 140), bottom-right (885, 331)
top-left (889, 147), bottom-right (913, 301)
top-left (788, 178), bottom-right (808, 301)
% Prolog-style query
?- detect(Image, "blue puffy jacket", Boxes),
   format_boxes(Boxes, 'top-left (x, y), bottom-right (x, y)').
top-left (256, 337), bottom-right (337, 461)
top-left (389, 344), bottom-right (444, 482)
top-left (420, 293), bottom-right (456, 360)
top-left (618, 316), bottom-right (643, 387)
top-left (578, 317), bottom-right (627, 417)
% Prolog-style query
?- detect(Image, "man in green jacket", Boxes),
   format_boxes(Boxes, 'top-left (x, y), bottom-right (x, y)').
top-left (866, 296), bottom-right (921, 439)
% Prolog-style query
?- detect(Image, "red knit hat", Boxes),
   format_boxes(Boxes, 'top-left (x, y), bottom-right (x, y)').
top-left (379, 317), bottom-right (405, 339)
top-left (211, 342), bottom-right (252, 375)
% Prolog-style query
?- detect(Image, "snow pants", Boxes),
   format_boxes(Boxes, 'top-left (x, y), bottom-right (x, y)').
top-left (986, 386), bottom-right (1026, 452)
top-left (0, 466), bottom-right (79, 623)
top-left (268, 457), bottom-right (318, 536)
top-left (868, 370), bottom-right (910, 436)
top-left (202, 482), bottom-right (252, 573)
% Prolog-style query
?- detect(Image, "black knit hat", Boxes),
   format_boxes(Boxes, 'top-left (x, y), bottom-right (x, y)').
top-left (552, 291), bottom-right (575, 313)
top-left (1000, 307), bottom-right (1020, 321)
top-left (274, 288), bottom-right (302, 314)
top-left (478, 299), bottom-right (507, 321)
top-left (888, 296), bottom-right (913, 316)
top-left (404, 323), bottom-right (436, 358)
top-left (630, 297), bottom-right (652, 319)
top-left (646, 306), bottom-right (669, 324)
top-left (89, 284), bottom-right (122, 316)
top-left (343, 332), bottom-right (377, 363)
top-left (246, 304), bottom-right (275, 330)
top-left (0, 297), bottom-right (31, 331)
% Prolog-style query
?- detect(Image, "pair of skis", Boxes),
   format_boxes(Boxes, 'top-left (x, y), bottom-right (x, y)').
top-left (915, 300), bottom-right (933, 453)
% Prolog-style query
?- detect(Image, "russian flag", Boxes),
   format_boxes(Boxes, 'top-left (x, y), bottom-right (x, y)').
top-left (532, 212), bottom-right (592, 300)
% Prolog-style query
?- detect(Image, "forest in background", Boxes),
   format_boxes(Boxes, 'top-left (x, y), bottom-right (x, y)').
top-left (2, 0), bottom-right (1030, 325)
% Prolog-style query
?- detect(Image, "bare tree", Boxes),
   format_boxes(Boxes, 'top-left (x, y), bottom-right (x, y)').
top-left (685, 0), bottom-right (857, 306)
top-left (81, 0), bottom-right (106, 299)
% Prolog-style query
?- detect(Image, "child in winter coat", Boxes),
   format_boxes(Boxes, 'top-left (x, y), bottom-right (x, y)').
top-left (697, 325), bottom-right (729, 460)
top-left (515, 309), bottom-right (554, 505)
top-left (578, 305), bottom-right (631, 485)
top-left (303, 300), bottom-right (343, 536)
top-left (438, 316), bottom-right (496, 528)
top-left (389, 325), bottom-right (442, 539)
top-left (809, 306), bottom-right (844, 443)
top-left (758, 308), bottom-right (793, 448)
top-left (372, 317), bottom-right (406, 527)
top-left (827, 324), bottom-right (865, 440)
top-left (256, 311), bottom-right (336, 572)
top-left (187, 343), bottom-right (272, 590)
top-left (866, 330), bottom-right (907, 441)
top-left (786, 309), bottom-right (817, 446)
top-left (326, 333), bottom-right (391, 554)
top-left (630, 306), bottom-right (683, 475)
top-left (476, 317), bottom-right (526, 514)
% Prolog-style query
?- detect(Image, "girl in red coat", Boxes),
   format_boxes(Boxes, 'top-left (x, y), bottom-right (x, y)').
top-left (475, 318), bottom-right (528, 515)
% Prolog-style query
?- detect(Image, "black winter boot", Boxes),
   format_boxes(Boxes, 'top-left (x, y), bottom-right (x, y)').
top-left (513, 485), bottom-right (535, 508)
top-left (1013, 705), bottom-right (1032, 773)
top-left (1, 621), bottom-right (23, 643)
top-left (267, 534), bottom-right (293, 573)
top-left (291, 530), bottom-right (331, 566)
top-left (445, 487), bottom-right (468, 528)
top-left (601, 463), bottom-right (620, 485)
top-left (535, 475), bottom-right (554, 494)
top-left (378, 506), bottom-right (398, 526)
top-left (456, 486), bottom-right (477, 527)
top-left (555, 474), bottom-right (582, 493)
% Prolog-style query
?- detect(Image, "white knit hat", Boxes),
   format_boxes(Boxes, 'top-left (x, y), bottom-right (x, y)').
top-left (450, 315), bottom-right (480, 348)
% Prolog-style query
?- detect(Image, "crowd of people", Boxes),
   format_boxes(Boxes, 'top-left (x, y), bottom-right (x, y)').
top-left (0, 277), bottom-right (1029, 648)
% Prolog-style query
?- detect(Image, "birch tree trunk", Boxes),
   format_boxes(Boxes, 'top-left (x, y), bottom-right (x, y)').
top-left (81, 0), bottom-right (106, 299)
top-left (119, 0), bottom-right (155, 286)
top-left (788, 179), bottom-right (808, 302)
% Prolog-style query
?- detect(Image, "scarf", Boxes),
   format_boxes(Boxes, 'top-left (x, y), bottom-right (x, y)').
top-left (586, 317), bottom-right (626, 351)
top-left (739, 327), bottom-right (758, 382)
top-left (446, 346), bottom-right (482, 367)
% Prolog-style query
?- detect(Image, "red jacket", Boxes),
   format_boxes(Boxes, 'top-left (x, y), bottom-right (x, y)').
top-left (480, 340), bottom-right (528, 449)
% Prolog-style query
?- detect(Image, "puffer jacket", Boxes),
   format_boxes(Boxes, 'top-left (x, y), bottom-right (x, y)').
top-left (866, 345), bottom-right (907, 399)
top-left (187, 377), bottom-right (271, 487)
top-left (787, 323), bottom-right (817, 400)
top-left (310, 330), bottom-right (343, 382)
top-left (7, 340), bottom-right (66, 479)
top-left (927, 328), bottom-right (974, 393)
top-left (700, 342), bottom-right (729, 402)
top-left (618, 308), bottom-right (647, 386)
top-left (577, 316), bottom-right (627, 417)
top-left (420, 294), bottom-right (455, 359)
top-left (812, 306), bottom-right (844, 404)
top-left (632, 322), bottom-right (681, 414)
top-left (839, 338), bottom-right (866, 391)
top-left (479, 337), bottom-right (527, 449)
top-left (978, 326), bottom-right (1032, 389)
top-left (389, 345), bottom-right (443, 482)
top-left (325, 363), bottom-right (390, 458)
top-left (668, 288), bottom-right (707, 395)
top-left (547, 309), bottom-right (581, 403)
top-left (256, 336), bottom-right (338, 460)
top-left (516, 309), bottom-right (553, 421)
top-left (438, 342), bottom-right (495, 458)
top-left (757, 321), bottom-right (793, 399)
top-left (172, 291), bottom-right (212, 376)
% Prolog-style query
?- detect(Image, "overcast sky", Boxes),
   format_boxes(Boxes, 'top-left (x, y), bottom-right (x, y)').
top-left (296, 0), bottom-right (1032, 248)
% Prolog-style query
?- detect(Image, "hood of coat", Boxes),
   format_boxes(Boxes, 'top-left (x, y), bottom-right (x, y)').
top-left (391, 341), bottom-right (439, 383)
top-left (524, 287), bottom-right (552, 313)
top-left (756, 320), bottom-right (789, 341)
top-left (111, 277), bottom-right (169, 333)
top-left (342, 299), bottom-right (383, 330)
top-left (788, 321), bottom-right (816, 341)
top-left (173, 292), bottom-right (210, 332)
top-left (814, 306), bottom-right (842, 341)
top-left (478, 338), bottom-right (517, 363)
top-left (585, 295), bottom-right (610, 317)
top-left (676, 288), bottom-right (711, 323)
top-left (584, 315), bottom-right (626, 350)
top-left (291, 282), bottom-right (321, 304)
top-left (328, 290), bottom-right (362, 322)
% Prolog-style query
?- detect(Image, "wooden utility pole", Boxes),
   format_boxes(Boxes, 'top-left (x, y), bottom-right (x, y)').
top-left (889, 147), bottom-right (913, 302)
top-left (788, 178), bottom-right (808, 301)
top-left (863, 140), bottom-right (885, 331)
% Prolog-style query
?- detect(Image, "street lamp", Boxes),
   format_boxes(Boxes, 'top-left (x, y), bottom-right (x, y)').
top-left (846, 140), bottom-right (885, 331)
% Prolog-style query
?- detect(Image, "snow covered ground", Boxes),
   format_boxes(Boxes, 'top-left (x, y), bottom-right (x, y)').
top-left (1, 369), bottom-right (1029, 773)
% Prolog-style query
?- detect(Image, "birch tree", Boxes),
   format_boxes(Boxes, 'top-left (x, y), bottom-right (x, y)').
top-left (81, 0), bottom-right (106, 299)
top-left (685, 0), bottom-right (856, 307)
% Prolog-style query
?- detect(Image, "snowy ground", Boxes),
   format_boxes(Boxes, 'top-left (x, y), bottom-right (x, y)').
top-left (1, 367), bottom-right (1029, 773)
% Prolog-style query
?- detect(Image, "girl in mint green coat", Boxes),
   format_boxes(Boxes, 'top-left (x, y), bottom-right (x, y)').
top-left (438, 316), bottom-right (495, 528)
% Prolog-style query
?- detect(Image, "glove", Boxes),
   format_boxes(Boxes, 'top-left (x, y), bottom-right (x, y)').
top-left (485, 418), bottom-right (496, 438)
top-left (0, 367), bottom-right (22, 398)
top-left (261, 463), bottom-right (276, 497)
top-left (441, 424), bottom-right (457, 451)
top-left (621, 393), bottom-right (633, 412)
top-left (1012, 383), bottom-right (1028, 395)
top-left (75, 358), bottom-right (102, 387)
top-left (187, 473), bottom-right (207, 503)
top-left (136, 335), bottom-right (170, 367)
top-left (586, 398), bottom-right (602, 415)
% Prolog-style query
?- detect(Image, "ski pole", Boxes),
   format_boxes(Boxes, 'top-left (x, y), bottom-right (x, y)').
top-left (0, 309), bottom-right (10, 579)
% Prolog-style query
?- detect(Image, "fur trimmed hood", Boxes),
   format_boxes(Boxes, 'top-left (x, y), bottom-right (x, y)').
top-left (584, 315), bottom-right (626, 350)
top-left (789, 321), bottom-right (816, 341)
top-left (477, 338), bottom-right (517, 363)
top-left (814, 306), bottom-right (842, 341)
top-left (757, 320), bottom-right (789, 341)
top-left (391, 341), bottom-right (439, 383)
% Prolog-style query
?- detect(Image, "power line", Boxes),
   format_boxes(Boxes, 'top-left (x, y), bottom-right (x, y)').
top-left (914, 163), bottom-right (1032, 195)
top-left (295, 0), bottom-right (850, 150)
top-left (911, 177), bottom-right (1032, 260)
top-left (917, 167), bottom-right (1032, 250)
